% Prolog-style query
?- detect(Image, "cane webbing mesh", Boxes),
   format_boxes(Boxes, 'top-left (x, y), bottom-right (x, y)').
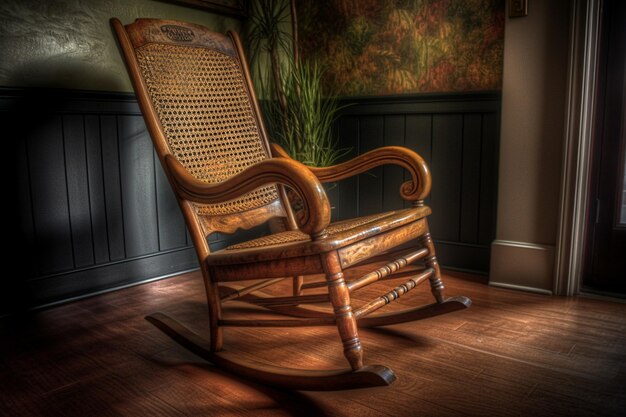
top-left (135, 42), bottom-right (279, 216)
top-left (225, 211), bottom-right (395, 250)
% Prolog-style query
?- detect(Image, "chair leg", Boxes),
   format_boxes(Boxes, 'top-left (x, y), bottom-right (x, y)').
top-left (201, 266), bottom-right (224, 351)
top-left (419, 231), bottom-right (446, 304)
top-left (293, 275), bottom-right (304, 296)
top-left (321, 251), bottom-right (363, 371)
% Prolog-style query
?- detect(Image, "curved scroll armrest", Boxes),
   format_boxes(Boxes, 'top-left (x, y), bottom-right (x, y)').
top-left (164, 154), bottom-right (331, 237)
top-left (270, 143), bottom-right (432, 202)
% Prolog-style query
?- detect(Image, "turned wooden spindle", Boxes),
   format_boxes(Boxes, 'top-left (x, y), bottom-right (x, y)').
top-left (321, 251), bottom-right (363, 371)
top-left (419, 232), bottom-right (445, 303)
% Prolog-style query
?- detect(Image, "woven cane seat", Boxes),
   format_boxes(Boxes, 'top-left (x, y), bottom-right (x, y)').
top-left (206, 206), bottom-right (432, 267)
top-left (225, 212), bottom-right (394, 250)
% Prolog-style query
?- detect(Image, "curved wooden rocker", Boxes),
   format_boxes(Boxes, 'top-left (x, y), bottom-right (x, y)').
top-left (112, 18), bottom-right (471, 391)
top-left (146, 313), bottom-right (395, 391)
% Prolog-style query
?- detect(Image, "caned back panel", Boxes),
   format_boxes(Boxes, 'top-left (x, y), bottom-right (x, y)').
top-left (127, 20), bottom-right (280, 217)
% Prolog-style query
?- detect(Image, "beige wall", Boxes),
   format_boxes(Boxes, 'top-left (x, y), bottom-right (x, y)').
top-left (0, 0), bottom-right (242, 92)
top-left (490, 0), bottom-right (572, 293)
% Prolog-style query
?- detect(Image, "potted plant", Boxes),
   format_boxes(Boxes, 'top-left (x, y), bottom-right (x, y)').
top-left (246, 0), bottom-right (348, 168)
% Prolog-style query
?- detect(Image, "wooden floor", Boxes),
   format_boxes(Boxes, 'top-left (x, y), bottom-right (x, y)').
top-left (1, 268), bottom-right (625, 417)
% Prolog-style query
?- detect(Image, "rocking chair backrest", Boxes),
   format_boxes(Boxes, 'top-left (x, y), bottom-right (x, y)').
top-left (112, 18), bottom-right (286, 237)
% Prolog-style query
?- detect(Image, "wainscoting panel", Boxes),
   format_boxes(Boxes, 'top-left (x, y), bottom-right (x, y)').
top-left (2, 88), bottom-right (199, 313)
top-left (334, 93), bottom-right (501, 273)
top-left (2, 88), bottom-right (499, 312)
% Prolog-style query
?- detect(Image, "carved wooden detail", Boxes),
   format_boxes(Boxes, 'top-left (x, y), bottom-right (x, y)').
top-left (337, 219), bottom-right (428, 268)
top-left (272, 142), bottom-right (432, 203)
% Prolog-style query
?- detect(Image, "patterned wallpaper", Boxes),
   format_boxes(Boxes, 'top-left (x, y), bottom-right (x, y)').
top-left (296, 0), bottom-right (505, 96)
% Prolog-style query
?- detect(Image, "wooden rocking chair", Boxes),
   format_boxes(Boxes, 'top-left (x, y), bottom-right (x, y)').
top-left (111, 18), bottom-right (471, 391)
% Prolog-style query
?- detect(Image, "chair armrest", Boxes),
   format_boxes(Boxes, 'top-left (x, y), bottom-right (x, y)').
top-left (164, 154), bottom-right (331, 237)
top-left (270, 143), bottom-right (432, 202)
top-left (270, 142), bottom-right (292, 159)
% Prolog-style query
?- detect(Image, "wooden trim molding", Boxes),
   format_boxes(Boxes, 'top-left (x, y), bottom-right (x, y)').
top-left (490, 240), bottom-right (555, 294)
top-left (554, 0), bottom-right (602, 296)
top-left (160, 0), bottom-right (246, 18)
top-left (488, 281), bottom-right (553, 296)
top-left (0, 87), bottom-right (140, 114)
top-left (338, 91), bottom-right (501, 115)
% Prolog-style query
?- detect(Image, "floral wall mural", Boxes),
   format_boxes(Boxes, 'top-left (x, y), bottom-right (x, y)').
top-left (296, 0), bottom-right (505, 96)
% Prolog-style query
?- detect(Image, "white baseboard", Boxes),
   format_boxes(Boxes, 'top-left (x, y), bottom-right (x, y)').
top-left (489, 240), bottom-right (555, 294)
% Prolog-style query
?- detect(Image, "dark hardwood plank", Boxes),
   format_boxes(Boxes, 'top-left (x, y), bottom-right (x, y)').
top-left (460, 114), bottom-right (482, 244)
top-left (155, 149), bottom-right (187, 251)
top-left (27, 116), bottom-right (74, 274)
top-left (334, 116), bottom-right (359, 221)
top-left (430, 114), bottom-right (463, 242)
top-left (118, 115), bottom-right (159, 258)
top-left (404, 114), bottom-right (432, 209)
top-left (11, 113), bottom-right (37, 279)
top-left (479, 112), bottom-right (499, 245)
top-left (435, 241), bottom-right (490, 273)
top-left (405, 114), bottom-right (433, 161)
top-left (358, 116), bottom-right (384, 216)
top-left (63, 114), bottom-right (95, 268)
top-left (84, 115), bottom-right (110, 264)
top-left (100, 115), bottom-right (125, 261)
top-left (383, 115), bottom-right (406, 211)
